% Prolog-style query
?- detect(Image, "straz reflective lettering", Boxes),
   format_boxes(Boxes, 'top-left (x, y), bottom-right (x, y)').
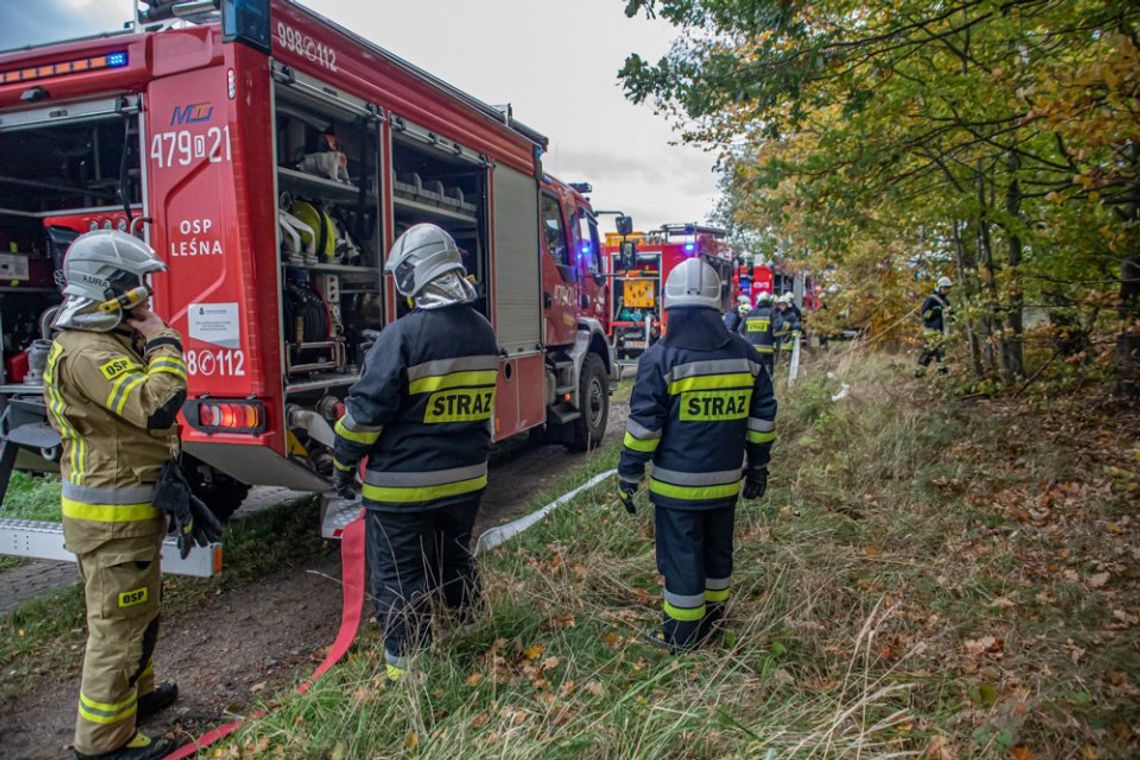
top-left (99, 357), bottom-right (134, 380)
top-left (680, 390), bottom-right (752, 421)
top-left (746, 319), bottom-right (770, 332)
top-left (424, 388), bottom-right (496, 423)
top-left (118, 587), bottom-right (148, 608)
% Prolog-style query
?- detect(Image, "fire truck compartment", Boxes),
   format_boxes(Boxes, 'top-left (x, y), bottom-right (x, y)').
top-left (0, 101), bottom-right (142, 392)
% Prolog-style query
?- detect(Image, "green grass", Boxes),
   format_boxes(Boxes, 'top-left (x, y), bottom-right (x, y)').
top-left (0, 493), bottom-right (329, 703)
top-left (1, 470), bottom-right (63, 520)
top-left (217, 351), bottom-right (1139, 759)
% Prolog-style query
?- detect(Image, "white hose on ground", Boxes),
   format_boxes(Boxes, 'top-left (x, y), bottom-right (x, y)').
top-left (474, 469), bottom-right (617, 555)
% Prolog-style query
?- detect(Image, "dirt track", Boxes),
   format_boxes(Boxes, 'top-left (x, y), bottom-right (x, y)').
top-left (0, 396), bottom-right (627, 759)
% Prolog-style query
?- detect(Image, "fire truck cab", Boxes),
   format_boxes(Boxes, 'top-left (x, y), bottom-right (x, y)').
top-left (604, 224), bottom-right (735, 365)
top-left (0, 0), bottom-right (614, 567)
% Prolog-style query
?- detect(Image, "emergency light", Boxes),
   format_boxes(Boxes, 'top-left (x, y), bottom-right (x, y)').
top-left (222, 0), bottom-right (271, 54)
top-left (684, 242), bottom-right (696, 254)
top-left (0, 51), bottom-right (128, 85)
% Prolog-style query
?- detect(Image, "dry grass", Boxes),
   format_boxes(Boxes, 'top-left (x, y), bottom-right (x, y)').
top-left (217, 349), bottom-right (1139, 759)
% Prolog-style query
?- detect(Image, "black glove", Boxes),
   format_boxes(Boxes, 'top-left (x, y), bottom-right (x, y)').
top-left (184, 494), bottom-right (224, 559)
top-left (617, 478), bottom-right (639, 515)
top-left (332, 466), bottom-right (358, 500)
top-left (154, 461), bottom-right (225, 559)
top-left (742, 467), bottom-right (768, 500)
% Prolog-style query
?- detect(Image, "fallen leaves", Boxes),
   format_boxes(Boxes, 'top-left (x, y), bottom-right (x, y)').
top-left (1087, 572), bottom-right (1110, 589)
top-left (963, 636), bottom-right (1005, 659)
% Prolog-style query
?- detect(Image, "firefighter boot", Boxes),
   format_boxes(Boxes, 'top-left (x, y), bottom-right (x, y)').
top-left (137, 680), bottom-right (178, 720)
top-left (74, 732), bottom-right (175, 760)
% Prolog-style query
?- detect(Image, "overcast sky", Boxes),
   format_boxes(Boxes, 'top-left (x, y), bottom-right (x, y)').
top-left (0, 0), bottom-right (719, 232)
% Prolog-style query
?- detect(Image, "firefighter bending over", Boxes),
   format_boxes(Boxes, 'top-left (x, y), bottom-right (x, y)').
top-left (46, 231), bottom-right (219, 760)
top-left (741, 291), bottom-right (777, 378)
top-left (332, 223), bottom-right (498, 682)
top-left (617, 259), bottom-right (777, 651)
top-left (916, 276), bottom-right (953, 376)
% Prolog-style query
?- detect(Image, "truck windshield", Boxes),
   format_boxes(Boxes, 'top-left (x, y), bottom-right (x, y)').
top-left (0, 0), bottom-right (133, 53)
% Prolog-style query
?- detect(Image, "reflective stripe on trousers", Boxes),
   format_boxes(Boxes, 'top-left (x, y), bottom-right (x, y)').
top-left (362, 462), bottom-right (488, 504)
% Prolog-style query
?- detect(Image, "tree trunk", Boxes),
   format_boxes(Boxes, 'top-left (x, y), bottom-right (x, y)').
top-left (1004, 151), bottom-right (1025, 378)
top-left (1114, 145), bottom-right (1140, 396)
top-left (977, 160), bottom-right (1007, 380)
top-left (952, 219), bottom-right (984, 377)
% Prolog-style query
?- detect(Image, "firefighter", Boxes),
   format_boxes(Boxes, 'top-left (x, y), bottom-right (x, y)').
top-left (617, 259), bottom-right (777, 651)
top-left (773, 293), bottom-right (802, 355)
top-left (917, 276), bottom-right (953, 376)
top-left (741, 291), bottom-right (777, 377)
top-left (723, 294), bottom-right (751, 333)
top-left (45, 231), bottom-right (215, 760)
top-left (332, 223), bottom-right (498, 683)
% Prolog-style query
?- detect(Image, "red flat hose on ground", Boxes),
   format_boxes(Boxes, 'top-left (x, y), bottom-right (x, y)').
top-left (164, 512), bottom-right (366, 759)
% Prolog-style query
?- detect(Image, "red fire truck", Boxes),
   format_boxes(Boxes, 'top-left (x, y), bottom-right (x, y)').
top-left (0, 1), bottom-right (615, 571)
top-left (604, 224), bottom-right (735, 364)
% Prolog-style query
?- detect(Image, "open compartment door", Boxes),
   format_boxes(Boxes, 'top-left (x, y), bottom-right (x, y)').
top-left (491, 165), bottom-right (541, 355)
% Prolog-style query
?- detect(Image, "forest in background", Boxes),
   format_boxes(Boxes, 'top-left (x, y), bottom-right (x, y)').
top-left (619, 0), bottom-right (1139, 392)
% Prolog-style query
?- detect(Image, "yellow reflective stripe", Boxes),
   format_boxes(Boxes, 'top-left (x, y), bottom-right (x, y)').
top-left (79, 702), bottom-right (137, 725)
top-left (705, 588), bottom-right (730, 603)
top-left (335, 418), bottom-right (380, 445)
top-left (623, 431), bottom-right (659, 453)
top-left (649, 479), bottom-right (741, 501)
top-left (408, 370), bottom-right (498, 395)
top-left (361, 475), bottom-right (487, 503)
top-left (62, 498), bottom-right (159, 523)
top-left (80, 690), bottom-right (136, 715)
top-left (747, 430), bottom-right (777, 444)
top-left (148, 358), bottom-right (187, 378)
top-left (668, 372), bottom-right (753, 395)
top-left (333, 458), bottom-right (354, 471)
top-left (663, 600), bottom-right (706, 622)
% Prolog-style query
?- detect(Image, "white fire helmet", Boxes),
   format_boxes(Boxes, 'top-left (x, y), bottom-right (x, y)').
top-left (54, 230), bottom-right (166, 332)
top-left (663, 258), bottom-right (721, 311)
top-left (385, 223), bottom-right (466, 297)
top-left (937, 276), bottom-right (953, 290)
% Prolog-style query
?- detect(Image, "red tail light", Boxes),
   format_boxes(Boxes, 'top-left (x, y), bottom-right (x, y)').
top-left (186, 399), bottom-right (265, 434)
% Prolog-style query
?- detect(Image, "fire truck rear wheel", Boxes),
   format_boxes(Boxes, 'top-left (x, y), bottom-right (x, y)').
top-left (566, 352), bottom-right (608, 452)
top-left (182, 459), bottom-right (251, 522)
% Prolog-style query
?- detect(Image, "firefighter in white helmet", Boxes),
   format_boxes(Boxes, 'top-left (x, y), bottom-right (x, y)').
top-left (46, 230), bottom-right (219, 759)
top-left (723, 294), bottom-right (751, 333)
top-left (331, 223), bottom-right (499, 682)
top-left (617, 258), bottom-right (777, 651)
top-left (917, 276), bottom-right (953, 376)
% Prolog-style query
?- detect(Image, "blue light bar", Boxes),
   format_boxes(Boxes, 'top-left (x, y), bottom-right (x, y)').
top-left (684, 242), bottom-right (696, 254)
top-left (106, 51), bottom-right (128, 68)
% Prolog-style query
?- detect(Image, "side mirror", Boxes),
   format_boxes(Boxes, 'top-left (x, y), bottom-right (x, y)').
top-left (620, 240), bottom-right (637, 271)
top-left (615, 215), bottom-right (633, 237)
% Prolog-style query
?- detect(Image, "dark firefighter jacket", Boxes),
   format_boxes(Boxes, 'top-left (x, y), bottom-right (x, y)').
top-left (618, 307), bottom-right (777, 511)
top-left (921, 292), bottom-right (950, 333)
top-left (44, 327), bottom-right (186, 554)
top-left (741, 305), bottom-right (776, 354)
top-left (333, 303), bottom-right (499, 511)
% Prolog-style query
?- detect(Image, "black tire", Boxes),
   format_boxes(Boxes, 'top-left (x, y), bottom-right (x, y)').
top-left (565, 353), bottom-right (609, 452)
top-left (182, 458), bottom-right (250, 522)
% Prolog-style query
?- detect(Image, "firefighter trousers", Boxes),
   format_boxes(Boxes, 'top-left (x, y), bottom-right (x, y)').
top-left (73, 531), bottom-right (163, 755)
top-left (365, 499), bottom-right (482, 670)
top-left (918, 330), bottom-right (947, 373)
top-left (655, 504), bottom-right (735, 649)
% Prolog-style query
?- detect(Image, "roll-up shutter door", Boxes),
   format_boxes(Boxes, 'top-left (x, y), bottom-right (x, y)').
top-left (492, 165), bottom-right (541, 355)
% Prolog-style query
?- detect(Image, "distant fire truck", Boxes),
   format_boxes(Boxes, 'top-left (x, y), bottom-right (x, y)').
top-left (0, 0), bottom-right (616, 572)
top-left (603, 224), bottom-right (735, 364)
top-left (734, 263), bottom-right (821, 311)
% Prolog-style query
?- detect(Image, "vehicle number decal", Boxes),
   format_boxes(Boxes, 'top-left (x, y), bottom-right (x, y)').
top-left (149, 126), bottom-right (231, 170)
top-left (186, 349), bottom-right (246, 378)
top-left (277, 22), bottom-right (338, 72)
